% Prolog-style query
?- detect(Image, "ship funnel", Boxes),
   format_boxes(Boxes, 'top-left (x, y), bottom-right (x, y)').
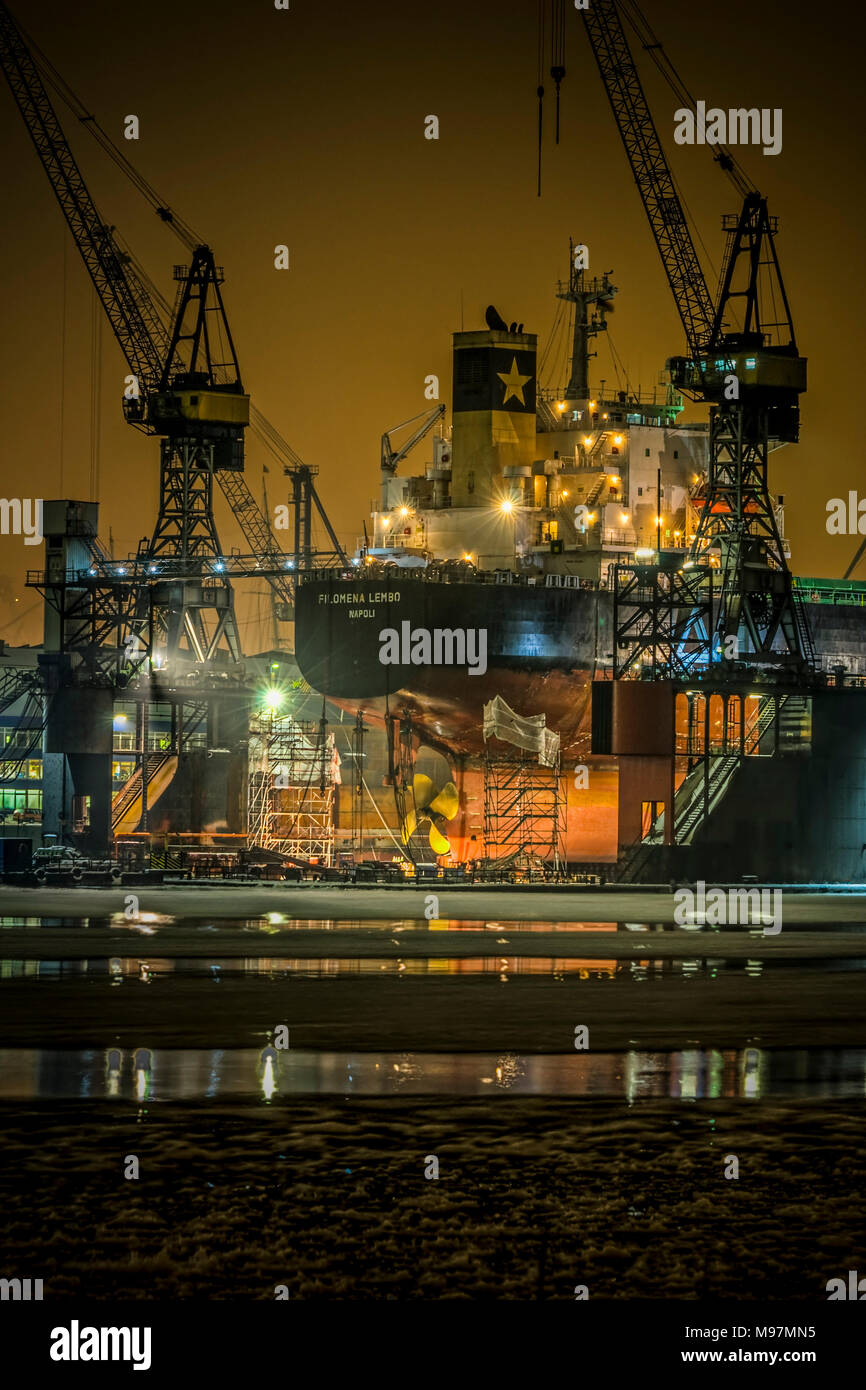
top-left (451, 324), bottom-right (537, 508)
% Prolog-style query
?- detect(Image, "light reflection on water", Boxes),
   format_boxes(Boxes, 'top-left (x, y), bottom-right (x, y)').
top-left (4, 953), bottom-right (864, 981)
top-left (0, 1046), bottom-right (863, 1101)
top-left (3, 915), bottom-right (864, 936)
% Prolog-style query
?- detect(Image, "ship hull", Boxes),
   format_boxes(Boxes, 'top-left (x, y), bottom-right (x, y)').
top-left (295, 574), bottom-right (611, 759)
top-left (294, 573), bottom-right (866, 866)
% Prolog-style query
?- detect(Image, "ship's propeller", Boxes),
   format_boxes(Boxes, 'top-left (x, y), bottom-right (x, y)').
top-left (401, 773), bottom-right (460, 857)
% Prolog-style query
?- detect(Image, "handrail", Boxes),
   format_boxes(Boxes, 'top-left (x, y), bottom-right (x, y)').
top-left (111, 751), bottom-right (172, 829)
top-left (301, 567), bottom-right (602, 592)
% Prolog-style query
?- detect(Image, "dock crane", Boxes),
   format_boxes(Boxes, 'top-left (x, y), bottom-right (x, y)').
top-left (0, 2), bottom-right (345, 665)
top-left (580, 0), bottom-right (812, 672)
top-left (381, 404), bottom-right (446, 476)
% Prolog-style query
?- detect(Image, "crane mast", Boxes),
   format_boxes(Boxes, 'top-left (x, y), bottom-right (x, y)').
top-left (0, 1), bottom-right (333, 664)
top-left (581, 0), bottom-right (812, 673)
top-left (581, 0), bottom-right (715, 363)
top-left (0, 4), bottom-right (170, 397)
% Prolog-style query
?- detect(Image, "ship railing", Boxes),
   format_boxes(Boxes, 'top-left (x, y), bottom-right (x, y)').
top-left (793, 576), bottom-right (866, 608)
top-left (301, 567), bottom-right (600, 591)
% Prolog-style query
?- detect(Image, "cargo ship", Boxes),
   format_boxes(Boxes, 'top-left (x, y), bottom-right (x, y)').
top-left (294, 256), bottom-right (866, 865)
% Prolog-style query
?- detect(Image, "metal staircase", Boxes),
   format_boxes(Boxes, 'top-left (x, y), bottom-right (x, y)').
top-left (743, 693), bottom-right (781, 755)
top-left (0, 667), bottom-right (40, 717)
top-left (778, 693), bottom-right (811, 750)
top-left (616, 833), bottom-right (661, 883)
top-left (585, 471), bottom-right (609, 507)
top-left (618, 689), bottom-right (808, 879)
top-left (792, 591), bottom-right (817, 669)
top-left (674, 754), bottom-right (741, 844)
top-left (111, 752), bottom-right (175, 832)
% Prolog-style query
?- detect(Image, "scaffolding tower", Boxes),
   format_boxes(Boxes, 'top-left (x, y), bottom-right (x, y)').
top-left (248, 714), bottom-right (337, 864)
top-left (482, 696), bottom-right (566, 874)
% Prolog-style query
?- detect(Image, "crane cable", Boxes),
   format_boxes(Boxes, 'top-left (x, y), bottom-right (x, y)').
top-left (17, 15), bottom-right (203, 251)
top-left (611, 0), bottom-right (722, 293)
top-left (536, 0), bottom-right (545, 195)
top-left (59, 231), bottom-right (67, 494)
top-left (618, 0), bottom-right (756, 200)
top-left (15, 8), bottom-right (344, 563)
top-left (90, 286), bottom-right (102, 502)
top-left (550, 0), bottom-right (566, 143)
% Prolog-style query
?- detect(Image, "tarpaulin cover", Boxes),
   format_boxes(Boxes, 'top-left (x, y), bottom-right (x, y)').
top-left (482, 695), bottom-right (560, 766)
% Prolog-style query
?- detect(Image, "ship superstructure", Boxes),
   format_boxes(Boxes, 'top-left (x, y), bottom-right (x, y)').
top-left (368, 258), bottom-right (717, 585)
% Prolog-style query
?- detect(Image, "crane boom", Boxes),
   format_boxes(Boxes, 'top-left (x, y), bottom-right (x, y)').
top-left (0, 2), bottom-right (171, 397)
top-left (580, 0), bottom-right (715, 359)
top-left (381, 404), bottom-right (446, 475)
top-left (580, 0), bottom-right (811, 672)
top-left (0, 1), bottom-right (317, 617)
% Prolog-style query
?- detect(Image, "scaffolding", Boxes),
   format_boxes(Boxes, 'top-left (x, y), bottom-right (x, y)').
top-left (482, 696), bottom-right (566, 874)
top-left (248, 714), bottom-right (337, 864)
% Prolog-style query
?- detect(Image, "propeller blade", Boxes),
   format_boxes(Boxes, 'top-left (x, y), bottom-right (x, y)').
top-left (428, 823), bottom-right (451, 856)
top-left (429, 781), bottom-right (459, 821)
top-left (401, 808), bottom-right (417, 845)
top-left (411, 773), bottom-right (436, 811)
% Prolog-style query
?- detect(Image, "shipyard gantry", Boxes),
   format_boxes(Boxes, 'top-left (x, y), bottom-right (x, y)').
top-left (1, 1), bottom-right (864, 883)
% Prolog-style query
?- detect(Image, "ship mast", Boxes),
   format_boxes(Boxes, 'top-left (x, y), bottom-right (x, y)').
top-left (556, 240), bottom-right (617, 399)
